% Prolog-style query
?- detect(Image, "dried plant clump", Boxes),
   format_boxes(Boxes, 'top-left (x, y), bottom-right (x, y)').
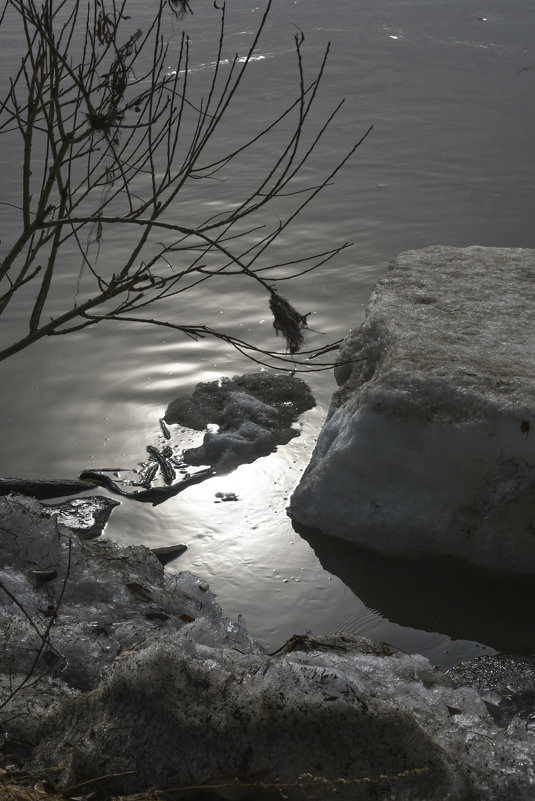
top-left (86, 110), bottom-right (123, 132)
top-left (269, 291), bottom-right (310, 354)
top-left (169, 0), bottom-right (192, 16)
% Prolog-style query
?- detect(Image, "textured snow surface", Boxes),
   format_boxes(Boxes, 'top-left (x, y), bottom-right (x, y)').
top-left (1, 494), bottom-right (534, 800)
top-left (290, 246), bottom-right (535, 571)
top-left (30, 636), bottom-right (535, 800)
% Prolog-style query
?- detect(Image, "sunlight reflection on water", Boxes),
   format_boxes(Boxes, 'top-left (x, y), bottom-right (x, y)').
top-left (1, 0), bottom-right (534, 663)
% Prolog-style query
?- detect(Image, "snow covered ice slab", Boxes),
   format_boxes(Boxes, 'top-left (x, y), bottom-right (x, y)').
top-left (290, 246), bottom-right (535, 572)
top-left (29, 635), bottom-right (535, 800)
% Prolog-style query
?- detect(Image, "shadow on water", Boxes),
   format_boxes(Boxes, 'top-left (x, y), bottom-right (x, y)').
top-left (294, 522), bottom-right (535, 655)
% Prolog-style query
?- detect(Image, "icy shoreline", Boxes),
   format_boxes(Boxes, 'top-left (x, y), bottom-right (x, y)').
top-left (1, 494), bottom-right (534, 800)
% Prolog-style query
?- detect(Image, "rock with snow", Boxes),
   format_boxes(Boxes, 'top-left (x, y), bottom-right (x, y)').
top-left (164, 371), bottom-right (315, 472)
top-left (290, 246), bottom-right (535, 572)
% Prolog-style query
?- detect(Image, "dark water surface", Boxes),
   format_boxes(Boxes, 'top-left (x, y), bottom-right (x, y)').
top-left (1, 0), bottom-right (534, 665)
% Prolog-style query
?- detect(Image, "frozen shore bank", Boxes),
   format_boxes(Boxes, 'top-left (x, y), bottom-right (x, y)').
top-left (1, 494), bottom-right (534, 799)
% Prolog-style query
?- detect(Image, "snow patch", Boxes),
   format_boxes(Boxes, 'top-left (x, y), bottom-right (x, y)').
top-left (165, 371), bottom-right (315, 472)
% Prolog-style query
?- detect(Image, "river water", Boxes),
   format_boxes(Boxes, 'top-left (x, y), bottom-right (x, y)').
top-left (1, 0), bottom-right (534, 666)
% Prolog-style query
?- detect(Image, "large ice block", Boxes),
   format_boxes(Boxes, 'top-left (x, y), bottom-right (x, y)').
top-left (290, 246), bottom-right (535, 572)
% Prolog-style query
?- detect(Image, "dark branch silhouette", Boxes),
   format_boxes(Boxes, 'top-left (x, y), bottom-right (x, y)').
top-left (0, 0), bottom-right (371, 369)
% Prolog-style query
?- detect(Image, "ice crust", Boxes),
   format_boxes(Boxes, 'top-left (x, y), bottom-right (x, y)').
top-left (30, 637), bottom-right (535, 800)
top-left (1, 494), bottom-right (535, 799)
top-left (164, 372), bottom-right (315, 472)
top-left (0, 495), bottom-right (258, 694)
top-left (42, 495), bottom-right (120, 539)
top-left (290, 246), bottom-right (535, 571)
top-left (449, 654), bottom-right (535, 734)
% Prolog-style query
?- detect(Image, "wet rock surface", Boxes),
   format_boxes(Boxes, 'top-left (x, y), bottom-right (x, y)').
top-left (290, 246), bottom-right (535, 572)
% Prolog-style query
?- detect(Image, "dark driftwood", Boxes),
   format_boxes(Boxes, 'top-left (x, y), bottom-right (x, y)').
top-left (79, 468), bottom-right (214, 506)
top-left (0, 478), bottom-right (96, 500)
top-left (151, 544), bottom-right (188, 564)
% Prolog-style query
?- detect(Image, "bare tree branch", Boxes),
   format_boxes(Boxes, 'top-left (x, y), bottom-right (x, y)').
top-left (0, 0), bottom-right (371, 369)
